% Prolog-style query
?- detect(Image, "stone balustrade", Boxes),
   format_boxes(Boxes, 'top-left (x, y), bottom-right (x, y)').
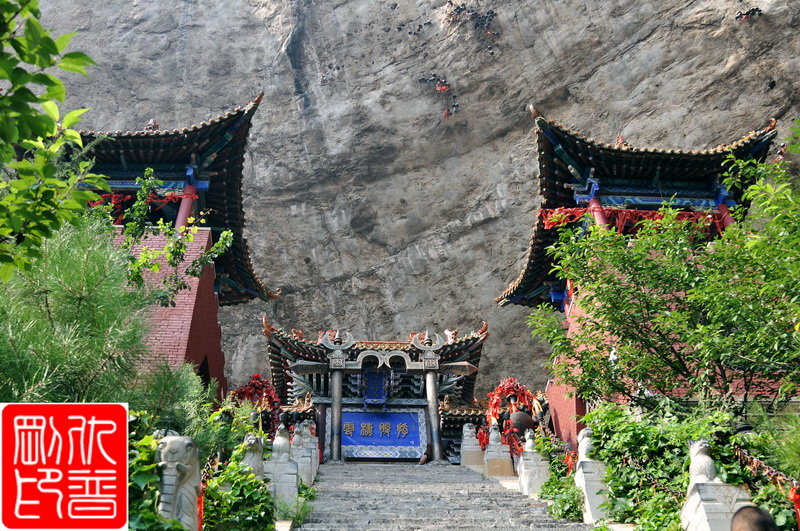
top-left (459, 422), bottom-right (484, 470)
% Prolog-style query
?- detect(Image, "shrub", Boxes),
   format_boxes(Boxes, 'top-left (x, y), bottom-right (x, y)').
top-left (534, 430), bottom-right (583, 521)
top-left (203, 458), bottom-right (274, 530)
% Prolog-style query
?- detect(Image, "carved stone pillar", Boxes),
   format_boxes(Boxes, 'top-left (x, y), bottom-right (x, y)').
top-left (424, 369), bottom-right (444, 461)
top-left (330, 368), bottom-right (344, 462)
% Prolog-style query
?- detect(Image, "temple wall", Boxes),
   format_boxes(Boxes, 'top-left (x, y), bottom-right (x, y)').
top-left (42, 0), bottom-right (800, 396)
top-left (185, 237), bottom-right (229, 395)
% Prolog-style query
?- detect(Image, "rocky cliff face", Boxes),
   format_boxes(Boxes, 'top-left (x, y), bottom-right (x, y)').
top-left (43, 0), bottom-right (800, 396)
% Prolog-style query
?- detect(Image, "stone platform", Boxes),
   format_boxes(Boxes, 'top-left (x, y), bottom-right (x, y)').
top-left (299, 462), bottom-right (590, 530)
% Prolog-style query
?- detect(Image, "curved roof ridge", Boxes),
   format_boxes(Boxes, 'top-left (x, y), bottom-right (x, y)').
top-left (261, 318), bottom-right (489, 347)
top-left (538, 116), bottom-right (773, 156)
top-left (79, 92), bottom-right (264, 137)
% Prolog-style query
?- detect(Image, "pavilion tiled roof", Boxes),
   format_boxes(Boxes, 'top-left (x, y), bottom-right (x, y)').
top-left (81, 95), bottom-right (276, 305)
top-left (263, 320), bottom-right (489, 405)
top-left (496, 116), bottom-right (777, 308)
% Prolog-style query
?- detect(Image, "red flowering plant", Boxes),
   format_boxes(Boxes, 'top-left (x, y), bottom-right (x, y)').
top-left (477, 426), bottom-right (490, 451)
top-left (231, 374), bottom-right (282, 437)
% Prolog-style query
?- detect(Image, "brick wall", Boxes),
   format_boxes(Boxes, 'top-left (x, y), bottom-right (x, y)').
top-left (118, 228), bottom-right (228, 395)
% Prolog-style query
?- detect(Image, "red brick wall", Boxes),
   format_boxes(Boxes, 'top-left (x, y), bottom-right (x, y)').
top-left (118, 228), bottom-right (228, 395)
top-left (185, 236), bottom-right (228, 395)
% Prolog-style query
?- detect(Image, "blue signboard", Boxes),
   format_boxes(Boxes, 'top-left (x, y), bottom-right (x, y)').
top-left (342, 411), bottom-right (420, 447)
top-left (327, 408), bottom-right (427, 459)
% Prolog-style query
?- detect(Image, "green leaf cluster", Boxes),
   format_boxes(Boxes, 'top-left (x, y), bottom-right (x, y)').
top-left (203, 455), bottom-right (275, 530)
top-left (0, 0), bottom-right (98, 277)
top-left (127, 412), bottom-right (185, 530)
top-left (0, 215), bottom-right (151, 402)
top-left (533, 431), bottom-right (584, 521)
top-left (122, 168), bottom-right (234, 307)
top-left (528, 151), bottom-right (800, 413)
top-left (583, 402), bottom-right (741, 530)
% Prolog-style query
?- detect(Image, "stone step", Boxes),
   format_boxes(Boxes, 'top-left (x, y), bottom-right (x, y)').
top-left (299, 462), bottom-right (589, 530)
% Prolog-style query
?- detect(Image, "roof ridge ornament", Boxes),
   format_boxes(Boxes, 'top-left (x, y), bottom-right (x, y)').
top-left (319, 330), bottom-right (356, 351)
top-left (410, 332), bottom-right (444, 351)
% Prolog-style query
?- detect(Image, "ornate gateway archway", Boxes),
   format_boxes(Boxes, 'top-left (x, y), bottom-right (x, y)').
top-left (263, 320), bottom-right (489, 461)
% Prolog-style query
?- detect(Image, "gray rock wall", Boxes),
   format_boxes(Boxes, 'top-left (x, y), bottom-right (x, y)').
top-left (43, 0), bottom-right (800, 396)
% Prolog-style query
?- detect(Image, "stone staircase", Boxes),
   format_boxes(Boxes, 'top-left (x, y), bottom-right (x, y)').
top-left (299, 463), bottom-right (590, 530)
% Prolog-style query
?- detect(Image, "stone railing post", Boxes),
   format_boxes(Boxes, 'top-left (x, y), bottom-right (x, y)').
top-left (264, 425), bottom-right (299, 508)
top-left (680, 439), bottom-right (752, 531)
top-left (290, 422), bottom-right (315, 486)
top-left (459, 423), bottom-right (484, 470)
top-left (241, 433), bottom-right (265, 480)
top-left (517, 429), bottom-right (549, 497)
top-left (156, 435), bottom-right (201, 531)
top-left (573, 428), bottom-right (608, 524)
top-left (483, 424), bottom-right (515, 477)
top-left (302, 420), bottom-right (320, 480)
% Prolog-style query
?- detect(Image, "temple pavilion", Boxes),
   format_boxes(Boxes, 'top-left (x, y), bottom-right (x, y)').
top-left (80, 95), bottom-right (276, 390)
top-left (263, 320), bottom-right (489, 461)
top-left (497, 113), bottom-right (777, 446)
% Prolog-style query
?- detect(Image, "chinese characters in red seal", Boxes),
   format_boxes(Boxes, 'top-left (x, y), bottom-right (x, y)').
top-left (0, 403), bottom-right (128, 530)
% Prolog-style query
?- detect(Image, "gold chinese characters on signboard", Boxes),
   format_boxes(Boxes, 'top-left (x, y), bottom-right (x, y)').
top-left (342, 421), bottom-right (410, 438)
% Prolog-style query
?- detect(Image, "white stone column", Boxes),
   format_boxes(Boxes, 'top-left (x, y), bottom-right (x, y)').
top-left (264, 459), bottom-right (299, 508)
top-left (574, 428), bottom-right (608, 524)
top-left (574, 458), bottom-right (608, 524)
top-left (518, 449), bottom-right (549, 497)
top-left (302, 421), bottom-right (320, 481)
top-left (291, 427), bottom-right (314, 486)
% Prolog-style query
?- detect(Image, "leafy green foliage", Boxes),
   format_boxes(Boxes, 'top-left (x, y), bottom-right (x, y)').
top-left (203, 455), bottom-right (275, 530)
top-left (750, 482), bottom-right (798, 529)
top-left (121, 168), bottom-right (234, 307)
top-left (528, 177), bottom-right (800, 413)
top-left (582, 402), bottom-right (797, 530)
top-left (127, 362), bottom-right (217, 445)
top-left (533, 430), bottom-right (584, 521)
top-left (583, 402), bottom-right (742, 530)
top-left (0, 0), bottom-right (98, 278)
top-left (298, 481), bottom-right (318, 501)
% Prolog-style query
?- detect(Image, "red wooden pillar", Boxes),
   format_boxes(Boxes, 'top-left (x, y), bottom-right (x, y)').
top-left (547, 197), bottom-right (605, 448)
top-left (175, 164), bottom-right (198, 229)
top-left (717, 203), bottom-right (735, 229)
top-left (175, 183), bottom-right (196, 229)
top-left (587, 197), bottom-right (609, 227)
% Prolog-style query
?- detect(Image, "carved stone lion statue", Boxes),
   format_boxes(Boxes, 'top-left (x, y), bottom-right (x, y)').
top-left (272, 424), bottom-right (291, 462)
top-left (523, 428), bottom-right (536, 452)
top-left (577, 428), bottom-right (595, 461)
top-left (462, 423), bottom-right (476, 440)
top-left (241, 433), bottom-right (265, 479)
top-left (688, 439), bottom-right (719, 489)
top-left (488, 423), bottom-right (502, 445)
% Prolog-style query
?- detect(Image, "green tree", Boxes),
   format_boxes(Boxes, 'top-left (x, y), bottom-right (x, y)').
top-left (528, 153), bottom-right (800, 414)
top-left (0, 0), bottom-right (98, 279)
top-left (0, 213), bottom-right (150, 402)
